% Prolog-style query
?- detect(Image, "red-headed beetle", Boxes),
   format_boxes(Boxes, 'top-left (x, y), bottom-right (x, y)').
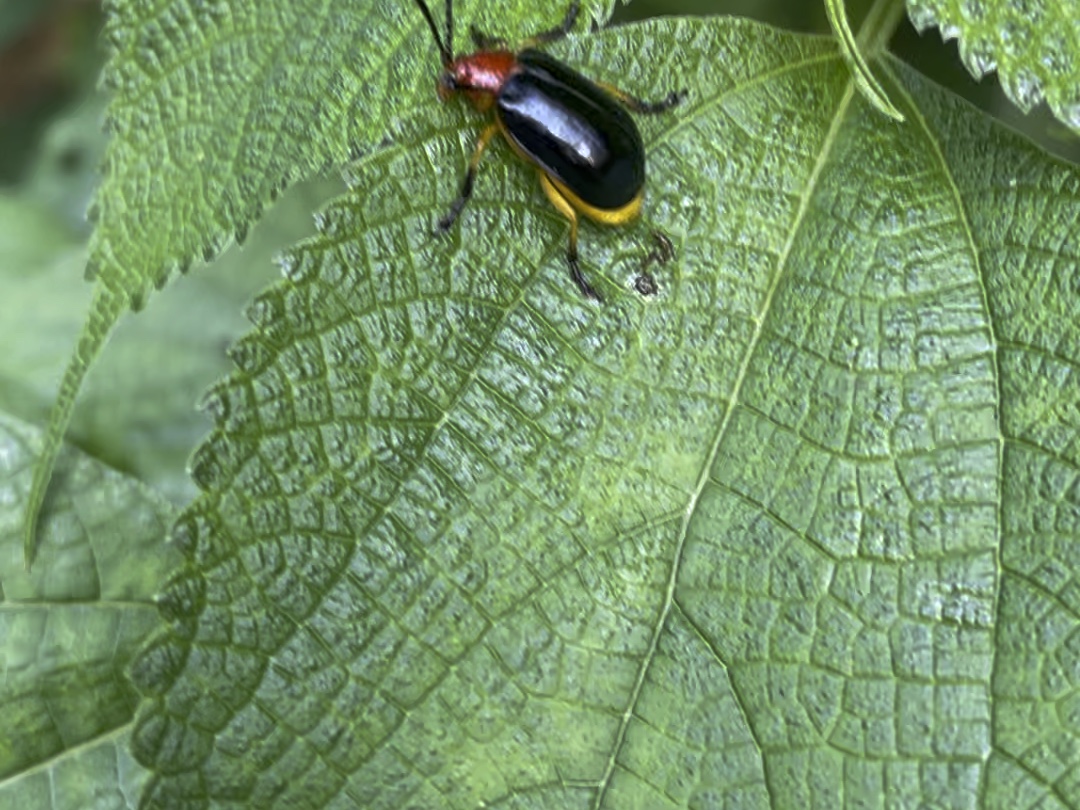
top-left (412, 0), bottom-right (685, 299)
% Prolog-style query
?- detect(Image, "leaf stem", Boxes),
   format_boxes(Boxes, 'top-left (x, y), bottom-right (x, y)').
top-left (857, 0), bottom-right (907, 57)
top-left (23, 280), bottom-right (126, 569)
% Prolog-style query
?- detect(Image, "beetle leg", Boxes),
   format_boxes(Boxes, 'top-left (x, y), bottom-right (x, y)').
top-left (539, 172), bottom-right (601, 301)
top-left (438, 122), bottom-right (500, 234)
top-left (596, 82), bottom-right (688, 115)
top-left (469, 25), bottom-right (508, 51)
top-left (521, 0), bottom-right (580, 47)
top-left (472, 1), bottom-right (579, 51)
top-left (633, 231), bottom-right (675, 296)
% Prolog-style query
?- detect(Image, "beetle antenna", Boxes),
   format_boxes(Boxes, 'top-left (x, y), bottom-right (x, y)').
top-left (445, 0), bottom-right (453, 62)
top-left (412, 0), bottom-right (452, 66)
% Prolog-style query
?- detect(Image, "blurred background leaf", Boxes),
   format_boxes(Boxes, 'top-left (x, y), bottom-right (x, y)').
top-left (0, 412), bottom-right (179, 802)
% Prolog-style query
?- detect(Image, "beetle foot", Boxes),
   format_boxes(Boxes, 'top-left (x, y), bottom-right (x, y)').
top-left (469, 24), bottom-right (508, 50)
top-left (435, 199), bottom-right (468, 235)
top-left (647, 90), bottom-right (687, 113)
top-left (568, 254), bottom-right (602, 302)
top-left (617, 87), bottom-right (688, 115)
top-left (633, 231), bottom-right (675, 296)
top-left (634, 273), bottom-right (659, 296)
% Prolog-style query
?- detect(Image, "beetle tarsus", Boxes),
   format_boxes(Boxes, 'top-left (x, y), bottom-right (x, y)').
top-left (629, 89), bottom-right (687, 115)
top-left (634, 273), bottom-right (658, 296)
top-left (651, 230), bottom-right (675, 263)
top-left (437, 167), bottom-right (475, 233)
top-left (528, 0), bottom-right (579, 46)
top-left (435, 121), bottom-right (499, 235)
top-left (633, 231), bottom-right (675, 296)
top-left (568, 250), bottom-right (602, 302)
top-left (469, 24), bottom-right (507, 50)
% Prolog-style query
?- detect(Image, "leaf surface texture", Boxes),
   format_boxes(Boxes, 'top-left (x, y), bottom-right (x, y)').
top-left (119, 15), bottom-right (1080, 810)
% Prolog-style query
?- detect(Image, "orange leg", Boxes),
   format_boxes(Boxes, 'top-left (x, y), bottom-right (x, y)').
top-left (539, 172), bottom-right (601, 301)
top-left (438, 122), bottom-right (500, 233)
top-left (595, 80), bottom-right (687, 115)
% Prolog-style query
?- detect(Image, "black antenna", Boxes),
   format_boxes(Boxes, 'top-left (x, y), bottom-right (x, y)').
top-left (445, 0), bottom-right (453, 62)
top-left (412, 0), bottom-right (453, 66)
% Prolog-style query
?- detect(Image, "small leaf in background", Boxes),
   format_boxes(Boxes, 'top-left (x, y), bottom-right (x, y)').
top-left (906, 0), bottom-right (1080, 133)
top-left (0, 413), bottom-right (180, 802)
top-left (24, 95), bottom-right (107, 236)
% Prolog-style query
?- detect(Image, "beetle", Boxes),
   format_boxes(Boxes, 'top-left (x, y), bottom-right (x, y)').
top-left (411, 0), bottom-right (685, 300)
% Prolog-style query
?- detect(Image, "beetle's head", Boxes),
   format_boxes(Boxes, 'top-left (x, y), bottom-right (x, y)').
top-left (413, 0), bottom-right (511, 106)
top-left (438, 52), bottom-right (516, 106)
top-left (437, 65), bottom-right (461, 100)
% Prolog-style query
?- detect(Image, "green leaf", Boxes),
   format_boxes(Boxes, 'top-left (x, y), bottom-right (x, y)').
top-left (906, 0), bottom-right (1080, 132)
top-left (119, 14), bottom-right (1080, 809)
top-left (0, 412), bottom-right (181, 804)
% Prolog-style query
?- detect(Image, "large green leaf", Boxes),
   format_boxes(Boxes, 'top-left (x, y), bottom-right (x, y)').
top-left (108, 13), bottom-right (1080, 810)
top-left (906, 0), bottom-right (1080, 133)
top-left (0, 413), bottom-right (180, 803)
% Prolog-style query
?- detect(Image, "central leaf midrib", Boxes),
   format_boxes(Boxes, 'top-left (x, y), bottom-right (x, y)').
top-left (592, 76), bottom-right (859, 806)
